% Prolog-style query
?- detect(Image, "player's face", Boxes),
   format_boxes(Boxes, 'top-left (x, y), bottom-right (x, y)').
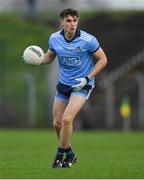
top-left (60, 15), bottom-right (78, 35)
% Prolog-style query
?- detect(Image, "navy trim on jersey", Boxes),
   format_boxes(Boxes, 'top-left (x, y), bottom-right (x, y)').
top-left (49, 48), bottom-right (57, 54)
top-left (91, 46), bottom-right (100, 54)
top-left (60, 29), bottom-right (81, 43)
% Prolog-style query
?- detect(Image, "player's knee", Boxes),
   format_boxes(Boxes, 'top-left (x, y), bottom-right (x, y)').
top-left (62, 115), bottom-right (73, 126)
top-left (53, 119), bottom-right (62, 129)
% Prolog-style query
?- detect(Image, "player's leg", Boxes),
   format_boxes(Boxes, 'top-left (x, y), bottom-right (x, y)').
top-left (53, 99), bottom-right (67, 138)
top-left (51, 98), bottom-right (68, 168)
top-left (60, 94), bottom-right (86, 148)
top-left (51, 92), bottom-right (69, 168)
top-left (60, 94), bottom-right (86, 167)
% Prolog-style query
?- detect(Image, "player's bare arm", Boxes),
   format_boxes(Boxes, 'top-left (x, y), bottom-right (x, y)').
top-left (73, 47), bottom-right (107, 91)
top-left (41, 49), bottom-right (56, 64)
top-left (88, 47), bottom-right (107, 80)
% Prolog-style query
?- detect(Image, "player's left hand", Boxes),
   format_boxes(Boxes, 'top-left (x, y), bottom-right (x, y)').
top-left (72, 77), bottom-right (89, 91)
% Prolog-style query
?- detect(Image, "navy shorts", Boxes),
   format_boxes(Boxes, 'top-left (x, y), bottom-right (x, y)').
top-left (55, 82), bottom-right (94, 103)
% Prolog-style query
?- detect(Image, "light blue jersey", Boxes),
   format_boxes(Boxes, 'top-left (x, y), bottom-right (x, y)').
top-left (48, 29), bottom-right (100, 86)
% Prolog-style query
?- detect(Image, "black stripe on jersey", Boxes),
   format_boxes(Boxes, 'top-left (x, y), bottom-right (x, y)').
top-left (91, 46), bottom-right (100, 54)
top-left (49, 48), bottom-right (57, 54)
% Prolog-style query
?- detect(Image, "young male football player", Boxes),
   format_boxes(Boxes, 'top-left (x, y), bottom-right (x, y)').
top-left (41, 8), bottom-right (107, 168)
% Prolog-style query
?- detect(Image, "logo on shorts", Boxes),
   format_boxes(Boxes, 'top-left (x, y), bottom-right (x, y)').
top-left (82, 89), bottom-right (88, 93)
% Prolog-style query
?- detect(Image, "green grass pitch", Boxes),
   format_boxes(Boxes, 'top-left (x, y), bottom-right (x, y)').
top-left (0, 129), bottom-right (144, 179)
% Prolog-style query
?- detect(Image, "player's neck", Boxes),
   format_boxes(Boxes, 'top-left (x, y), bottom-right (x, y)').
top-left (64, 32), bottom-right (75, 40)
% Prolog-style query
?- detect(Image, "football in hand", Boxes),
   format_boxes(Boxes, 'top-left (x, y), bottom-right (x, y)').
top-left (23, 45), bottom-right (44, 65)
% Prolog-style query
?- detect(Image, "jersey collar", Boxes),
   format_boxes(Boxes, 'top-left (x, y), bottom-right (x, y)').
top-left (60, 29), bottom-right (81, 43)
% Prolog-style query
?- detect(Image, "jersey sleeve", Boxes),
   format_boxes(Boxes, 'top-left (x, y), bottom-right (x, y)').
top-left (48, 36), bottom-right (57, 54)
top-left (88, 36), bottom-right (100, 54)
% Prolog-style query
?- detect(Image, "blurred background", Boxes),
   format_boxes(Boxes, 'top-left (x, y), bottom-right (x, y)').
top-left (0, 0), bottom-right (144, 131)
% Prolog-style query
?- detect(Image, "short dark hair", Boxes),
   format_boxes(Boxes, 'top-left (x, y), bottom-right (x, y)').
top-left (59, 8), bottom-right (79, 19)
